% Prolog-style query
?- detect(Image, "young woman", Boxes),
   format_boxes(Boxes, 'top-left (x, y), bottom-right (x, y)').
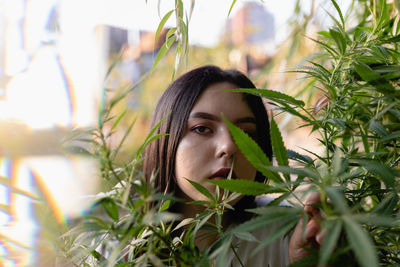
top-left (143, 65), bottom-right (324, 266)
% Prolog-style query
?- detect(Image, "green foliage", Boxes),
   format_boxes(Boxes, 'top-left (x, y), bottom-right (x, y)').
top-left (274, 0), bottom-right (399, 265)
top-left (219, 0), bottom-right (400, 266)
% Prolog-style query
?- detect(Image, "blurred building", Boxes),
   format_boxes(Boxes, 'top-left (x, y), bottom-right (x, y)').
top-left (102, 25), bottom-right (169, 108)
top-left (105, 25), bottom-right (169, 71)
top-left (225, 1), bottom-right (275, 75)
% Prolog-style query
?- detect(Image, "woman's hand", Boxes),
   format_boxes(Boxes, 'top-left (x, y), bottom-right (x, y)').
top-left (289, 192), bottom-right (326, 263)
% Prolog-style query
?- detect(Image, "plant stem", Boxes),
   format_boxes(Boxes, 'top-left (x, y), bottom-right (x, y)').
top-left (230, 243), bottom-right (245, 267)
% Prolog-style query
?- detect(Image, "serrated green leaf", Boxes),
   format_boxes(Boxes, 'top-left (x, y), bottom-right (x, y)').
top-left (353, 159), bottom-right (395, 188)
top-left (82, 221), bottom-right (108, 232)
top-left (100, 198), bottom-right (119, 221)
top-left (223, 116), bottom-right (283, 184)
top-left (187, 200), bottom-right (211, 206)
top-left (91, 250), bottom-right (106, 261)
top-left (263, 166), bottom-right (319, 180)
top-left (318, 219), bottom-right (342, 267)
top-left (331, 0), bottom-right (345, 28)
top-left (251, 217), bottom-right (298, 256)
top-left (209, 234), bottom-right (232, 260)
top-left (340, 168), bottom-right (363, 180)
top-left (275, 101), bottom-right (311, 122)
top-left (229, 207), bottom-right (298, 235)
top-left (243, 205), bottom-right (299, 217)
top-left (369, 120), bottom-right (389, 136)
top-left (291, 65), bottom-right (329, 81)
top-left (343, 216), bottom-right (379, 267)
top-left (159, 200), bottom-right (171, 211)
top-left (325, 186), bottom-right (348, 214)
top-left (329, 28), bottom-right (346, 54)
top-left (373, 64), bottom-right (400, 74)
top-left (233, 231), bottom-right (258, 242)
top-left (359, 124), bottom-right (370, 154)
top-left (151, 211), bottom-right (180, 225)
top-left (328, 118), bottom-right (346, 129)
top-left (287, 149), bottom-right (313, 164)
top-left (266, 192), bottom-right (292, 206)
top-left (270, 117), bottom-right (290, 182)
top-left (353, 213), bottom-right (396, 227)
top-left (173, 217), bottom-right (194, 232)
top-left (64, 146), bottom-right (92, 156)
top-left (193, 212), bottom-right (214, 244)
top-left (371, 193), bottom-right (399, 216)
top-left (208, 179), bottom-right (286, 196)
top-left (353, 61), bottom-right (380, 82)
top-left (378, 130), bottom-right (400, 143)
top-left (332, 149), bottom-right (343, 177)
top-left (228, 88), bottom-right (305, 107)
top-left (318, 30), bottom-right (331, 38)
top-left (307, 61), bottom-right (330, 81)
top-left (148, 193), bottom-right (181, 202)
top-left (186, 179), bottom-right (214, 201)
top-left (307, 36), bottom-right (338, 57)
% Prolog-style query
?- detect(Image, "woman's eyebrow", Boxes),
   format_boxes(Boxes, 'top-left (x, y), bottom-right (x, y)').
top-left (189, 112), bottom-right (219, 121)
top-left (189, 112), bottom-right (256, 124)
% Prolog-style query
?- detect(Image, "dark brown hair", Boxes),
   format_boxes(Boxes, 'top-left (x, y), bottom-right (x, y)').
top-left (142, 65), bottom-right (272, 221)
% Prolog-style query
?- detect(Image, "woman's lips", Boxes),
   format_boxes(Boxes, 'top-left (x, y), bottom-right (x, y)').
top-left (211, 176), bottom-right (225, 180)
top-left (209, 168), bottom-right (235, 180)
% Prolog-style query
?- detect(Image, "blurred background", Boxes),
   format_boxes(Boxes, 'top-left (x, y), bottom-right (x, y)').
top-left (0, 0), bottom-right (350, 265)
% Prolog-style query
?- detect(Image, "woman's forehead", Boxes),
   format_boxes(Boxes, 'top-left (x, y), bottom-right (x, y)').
top-left (189, 82), bottom-right (254, 119)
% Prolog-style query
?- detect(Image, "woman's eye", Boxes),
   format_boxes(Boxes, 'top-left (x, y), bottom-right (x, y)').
top-left (192, 125), bottom-right (212, 134)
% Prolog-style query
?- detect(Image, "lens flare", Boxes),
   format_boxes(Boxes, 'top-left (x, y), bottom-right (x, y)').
top-left (56, 54), bottom-right (75, 126)
top-left (0, 156), bottom-right (99, 266)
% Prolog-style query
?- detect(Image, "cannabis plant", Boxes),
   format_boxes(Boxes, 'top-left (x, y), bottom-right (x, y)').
top-left (214, 1), bottom-right (400, 266)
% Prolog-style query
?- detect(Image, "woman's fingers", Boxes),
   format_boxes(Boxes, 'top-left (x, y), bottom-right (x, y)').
top-left (305, 192), bottom-right (322, 213)
top-left (305, 218), bottom-right (320, 240)
top-left (289, 218), bottom-right (309, 262)
top-left (316, 227), bottom-right (327, 245)
top-left (289, 192), bottom-right (326, 263)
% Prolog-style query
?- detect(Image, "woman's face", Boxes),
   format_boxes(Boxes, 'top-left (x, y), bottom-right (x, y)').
top-left (175, 82), bottom-right (257, 202)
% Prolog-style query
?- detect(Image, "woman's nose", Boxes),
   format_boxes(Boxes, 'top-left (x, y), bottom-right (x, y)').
top-left (215, 130), bottom-right (237, 159)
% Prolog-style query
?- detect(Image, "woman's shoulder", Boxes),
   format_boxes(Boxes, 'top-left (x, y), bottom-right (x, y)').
top-left (226, 196), bottom-right (291, 266)
top-left (255, 195), bottom-right (291, 207)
